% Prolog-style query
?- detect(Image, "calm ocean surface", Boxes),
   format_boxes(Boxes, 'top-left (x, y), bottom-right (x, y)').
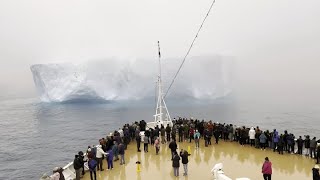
top-left (0, 96), bottom-right (320, 180)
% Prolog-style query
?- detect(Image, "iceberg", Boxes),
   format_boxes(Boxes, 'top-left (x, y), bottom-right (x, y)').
top-left (30, 56), bottom-right (233, 103)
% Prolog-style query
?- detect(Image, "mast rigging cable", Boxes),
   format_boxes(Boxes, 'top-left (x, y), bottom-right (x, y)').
top-left (164, 0), bottom-right (216, 98)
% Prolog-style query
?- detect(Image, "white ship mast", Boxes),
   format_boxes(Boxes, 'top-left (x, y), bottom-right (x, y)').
top-left (153, 41), bottom-right (172, 127)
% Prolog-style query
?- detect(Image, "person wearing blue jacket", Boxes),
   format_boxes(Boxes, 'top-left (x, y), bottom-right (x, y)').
top-left (273, 130), bottom-right (279, 152)
top-left (112, 141), bottom-right (119, 161)
top-left (107, 149), bottom-right (114, 170)
top-left (88, 157), bottom-right (97, 180)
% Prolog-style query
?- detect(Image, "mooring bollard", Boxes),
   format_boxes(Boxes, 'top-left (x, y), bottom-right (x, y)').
top-left (136, 161), bottom-right (141, 172)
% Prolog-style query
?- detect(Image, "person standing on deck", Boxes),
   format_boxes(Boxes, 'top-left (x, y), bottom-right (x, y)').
top-left (169, 139), bottom-right (178, 160)
top-left (78, 151), bottom-right (85, 176)
top-left (180, 149), bottom-right (190, 176)
top-left (118, 142), bottom-right (125, 165)
top-left (312, 165), bottom-right (320, 180)
top-left (112, 141), bottom-right (119, 161)
top-left (144, 135), bottom-right (149, 152)
top-left (249, 127), bottom-right (256, 147)
top-left (255, 127), bottom-right (262, 148)
top-left (316, 144), bottom-right (320, 164)
top-left (189, 127), bottom-right (194, 143)
top-left (73, 155), bottom-right (81, 180)
top-left (88, 157), bottom-right (97, 180)
top-left (178, 125), bottom-right (184, 142)
top-left (161, 125), bottom-right (166, 144)
top-left (229, 124), bottom-right (234, 141)
top-left (171, 126), bottom-right (176, 142)
top-left (297, 136), bottom-right (304, 155)
top-left (194, 130), bottom-right (200, 148)
top-left (96, 145), bottom-right (106, 171)
top-left (172, 151), bottom-right (181, 177)
top-left (204, 128), bottom-right (210, 147)
top-left (277, 135), bottom-right (284, 154)
top-left (213, 129), bottom-right (220, 144)
top-left (155, 137), bottom-right (160, 154)
top-left (136, 130), bottom-right (142, 152)
top-left (150, 128), bottom-right (155, 145)
top-left (166, 124), bottom-right (171, 142)
top-left (287, 133), bottom-right (294, 153)
top-left (310, 137), bottom-right (317, 159)
top-left (262, 157), bottom-right (272, 180)
top-left (259, 132), bottom-right (267, 150)
top-left (305, 135), bottom-right (311, 156)
top-left (273, 130), bottom-right (279, 152)
top-left (107, 149), bottom-right (114, 170)
top-left (283, 130), bottom-right (289, 152)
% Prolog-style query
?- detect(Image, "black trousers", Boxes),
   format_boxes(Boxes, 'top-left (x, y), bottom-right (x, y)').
top-left (90, 170), bottom-right (96, 180)
top-left (310, 148), bottom-right (316, 158)
top-left (144, 143), bottom-right (148, 152)
top-left (189, 135), bottom-right (193, 143)
top-left (250, 139), bottom-right (255, 146)
top-left (273, 142), bottom-right (278, 152)
top-left (96, 158), bottom-right (103, 170)
top-left (215, 136), bottom-right (219, 144)
top-left (298, 146), bottom-right (303, 154)
top-left (263, 174), bottom-right (271, 180)
top-left (172, 135), bottom-right (176, 142)
top-left (137, 141), bottom-right (141, 151)
top-left (167, 133), bottom-right (171, 142)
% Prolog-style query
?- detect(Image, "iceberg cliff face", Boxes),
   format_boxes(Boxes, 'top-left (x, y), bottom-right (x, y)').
top-left (30, 56), bottom-right (233, 103)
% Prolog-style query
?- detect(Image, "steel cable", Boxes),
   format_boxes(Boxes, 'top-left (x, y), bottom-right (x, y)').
top-left (164, 0), bottom-right (216, 98)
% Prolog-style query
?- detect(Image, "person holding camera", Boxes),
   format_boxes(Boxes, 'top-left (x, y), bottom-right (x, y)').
top-left (180, 149), bottom-right (190, 176)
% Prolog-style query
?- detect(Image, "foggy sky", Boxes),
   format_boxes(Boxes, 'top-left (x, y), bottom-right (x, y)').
top-left (0, 0), bottom-right (319, 100)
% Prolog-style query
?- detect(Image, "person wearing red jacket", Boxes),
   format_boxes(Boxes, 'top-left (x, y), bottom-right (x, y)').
top-left (262, 157), bottom-right (272, 180)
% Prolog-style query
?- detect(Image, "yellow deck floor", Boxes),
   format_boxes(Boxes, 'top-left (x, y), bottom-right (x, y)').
top-left (82, 139), bottom-right (314, 180)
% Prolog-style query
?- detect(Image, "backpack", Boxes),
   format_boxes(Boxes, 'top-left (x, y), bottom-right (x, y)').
top-left (195, 134), bottom-right (199, 139)
top-left (88, 159), bottom-right (97, 170)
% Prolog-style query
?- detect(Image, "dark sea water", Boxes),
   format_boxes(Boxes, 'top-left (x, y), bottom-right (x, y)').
top-left (0, 96), bottom-right (320, 180)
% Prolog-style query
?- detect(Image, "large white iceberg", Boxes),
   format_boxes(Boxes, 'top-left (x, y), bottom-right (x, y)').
top-left (30, 56), bottom-right (233, 103)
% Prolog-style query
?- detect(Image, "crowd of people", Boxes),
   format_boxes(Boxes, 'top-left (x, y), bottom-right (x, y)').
top-left (43, 117), bottom-right (320, 180)
top-left (166, 117), bottom-right (320, 161)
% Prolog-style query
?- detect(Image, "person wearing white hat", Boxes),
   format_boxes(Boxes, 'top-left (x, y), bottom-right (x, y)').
top-left (194, 130), bottom-right (200, 148)
top-left (96, 145), bottom-right (106, 171)
top-left (312, 164), bottom-right (320, 180)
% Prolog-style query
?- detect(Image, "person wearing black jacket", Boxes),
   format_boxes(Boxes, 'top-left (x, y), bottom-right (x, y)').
top-left (136, 134), bottom-right (141, 152)
top-left (214, 129), bottom-right (220, 144)
top-left (73, 155), bottom-right (82, 180)
top-left (78, 151), bottom-right (85, 175)
top-left (297, 136), bottom-right (304, 155)
top-left (317, 145), bottom-right (320, 164)
top-left (180, 150), bottom-right (190, 176)
top-left (178, 125), bottom-right (184, 142)
top-left (172, 151), bottom-right (180, 177)
top-left (169, 139), bottom-right (178, 160)
top-left (166, 124), bottom-right (171, 142)
top-left (313, 165), bottom-right (320, 180)
top-left (305, 135), bottom-right (311, 156)
top-left (311, 137), bottom-right (317, 159)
